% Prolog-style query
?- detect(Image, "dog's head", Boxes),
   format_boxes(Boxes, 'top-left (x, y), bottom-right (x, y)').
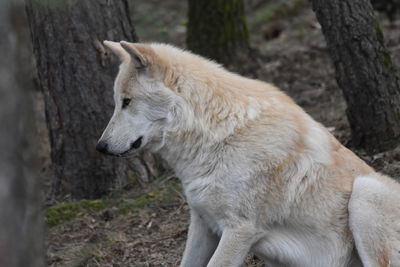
top-left (96, 41), bottom-right (176, 156)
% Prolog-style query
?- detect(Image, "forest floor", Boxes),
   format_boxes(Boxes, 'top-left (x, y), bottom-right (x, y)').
top-left (44, 0), bottom-right (400, 266)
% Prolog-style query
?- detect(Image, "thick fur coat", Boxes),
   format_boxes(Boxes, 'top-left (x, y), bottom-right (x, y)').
top-left (97, 41), bottom-right (400, 267)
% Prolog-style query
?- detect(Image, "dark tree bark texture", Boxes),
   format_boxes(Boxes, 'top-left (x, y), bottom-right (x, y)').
top-left (0, 1), bottom-right (43, 266)
top-left (26, 0), bottom-right (146, 199)
top-left (311, 0), bottom-right (400, 153)
top-left (187, 0), bottom-right (249, 66)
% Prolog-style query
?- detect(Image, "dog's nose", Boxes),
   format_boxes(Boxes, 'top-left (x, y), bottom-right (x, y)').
top-left (96, 141), bottom-right (108, 154)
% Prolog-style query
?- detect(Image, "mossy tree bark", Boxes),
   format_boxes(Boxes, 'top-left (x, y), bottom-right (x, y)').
top-left (187, 0), bottom-right (249, 66)
top-left (0, 1), bottom-right (43, 266)
top-left (311, 0), bottom-right (400, 153)
top-left (26, 0), bottom-right (159, 200)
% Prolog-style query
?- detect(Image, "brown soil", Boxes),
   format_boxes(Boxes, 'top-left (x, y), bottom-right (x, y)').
top-left (44, 1), bottom-right (400, 266)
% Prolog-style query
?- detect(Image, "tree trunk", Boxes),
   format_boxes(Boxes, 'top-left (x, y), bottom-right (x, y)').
top-left (311, 0), bottom-right (400, 153)
top-left (0, 1), bottom-right (43, 266)
top-left (187, 0), bottom-right (249, 66)
top-left (26, 0), bottom-right (157, 200)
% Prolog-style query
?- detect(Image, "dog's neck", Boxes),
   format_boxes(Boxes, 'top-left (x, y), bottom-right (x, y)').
top-left (156, 80), bottom-right (246, 181)
top-left (159, 101), bottom-right (236, 182)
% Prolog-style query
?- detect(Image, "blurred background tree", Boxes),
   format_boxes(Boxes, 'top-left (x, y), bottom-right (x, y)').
top-left (187, 0), bottom-right (250, 66)
top-left (25, 0), bottom-right (159, 201)
top-left (371, 0), bottom-right (400, 21)
top-left (312, 0), bottom-right (400, 153)
top-left (0, 0), bottom-right (43, 266)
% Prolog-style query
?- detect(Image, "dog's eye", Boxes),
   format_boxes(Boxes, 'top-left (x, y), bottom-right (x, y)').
top-left (122, 98), bottom-right (131, 109)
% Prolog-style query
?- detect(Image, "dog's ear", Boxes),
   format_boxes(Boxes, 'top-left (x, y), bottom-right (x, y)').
top-left (103, 40), bottom-right (129, 62)
top-left (120, 41), bottom-right (147, 69)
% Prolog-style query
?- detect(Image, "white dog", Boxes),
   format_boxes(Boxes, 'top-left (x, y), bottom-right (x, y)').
top-left (97, 41), bottom-right (400, 267)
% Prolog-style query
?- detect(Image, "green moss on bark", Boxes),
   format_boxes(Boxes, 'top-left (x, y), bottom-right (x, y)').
top-left (374, 19), bottom-right (393, 67)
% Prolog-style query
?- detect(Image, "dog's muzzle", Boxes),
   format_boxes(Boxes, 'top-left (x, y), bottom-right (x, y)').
top-left (96, 136), bottom-right (143, 156)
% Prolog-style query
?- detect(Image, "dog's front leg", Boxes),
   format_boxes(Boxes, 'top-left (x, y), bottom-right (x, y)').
top-left (180, 210), bottom-right (219, 267)
top-left (207, 227), bottom-right (256, 267)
